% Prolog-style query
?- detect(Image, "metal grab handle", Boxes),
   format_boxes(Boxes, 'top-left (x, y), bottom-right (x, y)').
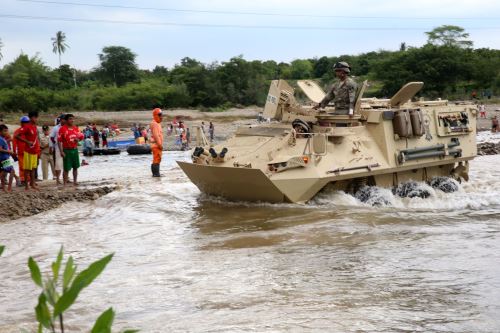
top-left (327, 163), bottom-right (380, 175)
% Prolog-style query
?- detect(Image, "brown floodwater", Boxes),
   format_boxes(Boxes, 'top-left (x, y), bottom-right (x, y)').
top-left (1, 150), bottom-right (499, 332)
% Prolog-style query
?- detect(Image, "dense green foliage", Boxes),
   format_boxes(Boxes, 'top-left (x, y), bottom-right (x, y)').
top-left (425, 25), bottom-right (473, 48)
top-left (0, 26), bottom-right (498, 112)
top-left (97, 46), bottom-right (140, 87)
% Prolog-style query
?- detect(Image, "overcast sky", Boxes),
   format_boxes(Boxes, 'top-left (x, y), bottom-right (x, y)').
top-left (1, 0), bottom-right (499, 70)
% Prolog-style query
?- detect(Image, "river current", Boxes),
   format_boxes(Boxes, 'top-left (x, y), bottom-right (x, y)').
top-left (1, 145), bottom-right (499, 332)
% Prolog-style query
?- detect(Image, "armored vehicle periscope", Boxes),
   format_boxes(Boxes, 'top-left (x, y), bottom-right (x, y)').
top-left (178, 80), bottom-right (476, 203)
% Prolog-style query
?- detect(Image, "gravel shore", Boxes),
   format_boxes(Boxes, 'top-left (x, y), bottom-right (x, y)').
top-left (0, 181), bottom-right (116, 223)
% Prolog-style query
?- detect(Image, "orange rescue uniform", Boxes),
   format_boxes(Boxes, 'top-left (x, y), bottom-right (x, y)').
top-left (150, 111), bottom-right (164, 164)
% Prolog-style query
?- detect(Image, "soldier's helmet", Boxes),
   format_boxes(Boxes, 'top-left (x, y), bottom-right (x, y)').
top-left (333, 61), bottom-right (351, 73)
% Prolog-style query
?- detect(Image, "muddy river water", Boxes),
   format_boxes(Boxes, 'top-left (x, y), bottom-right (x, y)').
top-left (1, 149), bottom-right (500, 332)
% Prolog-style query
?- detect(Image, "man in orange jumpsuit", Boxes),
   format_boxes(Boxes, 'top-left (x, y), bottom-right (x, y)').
top-left (150, 108), bottom-right (164, 177)
top-left (12, 116), bottom-right (29, 183)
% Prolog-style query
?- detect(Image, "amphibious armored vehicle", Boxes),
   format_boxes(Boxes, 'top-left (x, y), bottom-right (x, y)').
top-left (178, 80), bottom-right (477, 203)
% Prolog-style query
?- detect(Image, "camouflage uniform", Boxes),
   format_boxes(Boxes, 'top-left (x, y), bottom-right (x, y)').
top-left (319, 77), bottom-right (358, 115)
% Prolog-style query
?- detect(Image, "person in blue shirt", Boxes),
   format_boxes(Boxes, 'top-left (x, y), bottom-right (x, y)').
top-left (83, 137), bottom-right (94, 156)
top-left (132, 124), bottom-right (141, 139)
top-left (0, 124), bottom-right (17, 192)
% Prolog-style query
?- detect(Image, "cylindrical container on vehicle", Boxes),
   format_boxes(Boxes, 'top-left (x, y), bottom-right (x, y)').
top-left (410, 109), bottom-right (424, 137)
top-left (393, 110), bottom-right (413, 138)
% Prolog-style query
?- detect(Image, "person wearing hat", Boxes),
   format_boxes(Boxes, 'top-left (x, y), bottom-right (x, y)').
top-left (49, 114), bottom-right (66, 184)
top-left (12, 116), bottom-right (30, 183)
top-left (314, 61), bottom-right (358, 116)
top-left (150, 108), bottom-right (164, 177)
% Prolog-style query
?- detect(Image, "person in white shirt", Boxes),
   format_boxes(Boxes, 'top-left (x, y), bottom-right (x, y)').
top-left (40, 125), bottom-right (55, 180)
top-left (49, 115), bottom-right (65, 184)
top-left (479, 103), bottom-right (486, 118)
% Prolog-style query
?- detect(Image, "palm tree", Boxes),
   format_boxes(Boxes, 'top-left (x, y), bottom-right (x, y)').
top-left (0, 38), bottom-right (4, 61)
top-left (51, 31), bottom-right (69, 67)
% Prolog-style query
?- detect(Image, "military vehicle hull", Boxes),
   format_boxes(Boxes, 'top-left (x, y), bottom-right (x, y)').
top-left (178, 80), bottom-right (477, 203)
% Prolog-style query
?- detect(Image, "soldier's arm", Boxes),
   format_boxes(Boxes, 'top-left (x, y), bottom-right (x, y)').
top-left (348, 81), bottom-right (358, 111)
top-left (319, 85), bottom-right (335, 108)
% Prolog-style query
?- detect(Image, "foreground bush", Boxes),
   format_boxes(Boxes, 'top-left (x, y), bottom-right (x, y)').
top-left (0, 245), bottom-right (138, 333)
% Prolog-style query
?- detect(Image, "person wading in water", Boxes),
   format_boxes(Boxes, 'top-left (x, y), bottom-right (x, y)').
top-left (150, 108), bottom-right (164, 177)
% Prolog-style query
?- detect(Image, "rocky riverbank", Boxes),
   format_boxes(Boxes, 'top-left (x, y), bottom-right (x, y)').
top-left (477, 141), bottom-right (500, 156)
top-left (0, 182), bottom-right (116, 223)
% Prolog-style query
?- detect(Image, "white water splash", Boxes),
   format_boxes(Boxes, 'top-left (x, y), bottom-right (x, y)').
top-left (477, 130), bottom-right (500, 144)
top-left (311, 155), bottom-right (500, 212)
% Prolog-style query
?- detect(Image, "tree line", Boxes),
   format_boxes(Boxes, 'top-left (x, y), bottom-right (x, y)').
top-left (0, 25), bottom-right (498, 113)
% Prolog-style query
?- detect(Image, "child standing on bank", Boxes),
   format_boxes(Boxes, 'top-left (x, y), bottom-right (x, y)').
top-left (0, 125), bottom-right (17, 192)
top-left (58, 114), bottom-right (84, 186)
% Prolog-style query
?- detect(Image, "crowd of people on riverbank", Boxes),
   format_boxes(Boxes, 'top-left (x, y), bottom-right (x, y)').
top-left (132, 119), bottom-right (215, 151)
top-left (83, 123), bottom-right (119, 148)
top-left (0, 112), bottom-right (84, 191)
top-left (79, 123), bottom-right (120, 156)
top-left (468, 102), bottom-right (500, 133)
top-left (0, 110), bottom-right (217, 191)
top-left (131, 124), bottom-right (149, 144)
top-left (169, 121), bottom-right (191, 150)
top-left (163, 119), bottom-right (215, 150)
top-left (476, 102), bottom-right (500, 133)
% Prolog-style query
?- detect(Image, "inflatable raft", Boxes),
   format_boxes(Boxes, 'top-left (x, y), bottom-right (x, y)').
top-left (83, 148), bottom-right (121, 156)
top-left (127, 144), bottom-right (152, 155)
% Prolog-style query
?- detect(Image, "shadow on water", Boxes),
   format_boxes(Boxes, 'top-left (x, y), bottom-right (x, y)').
top-left (191, 198), bottom-right (339, 233)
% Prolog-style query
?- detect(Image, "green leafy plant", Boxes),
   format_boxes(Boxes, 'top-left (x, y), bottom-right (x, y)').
top-left (0, 245), bottom-right (136, 332)
top-left (27, 247), bottom-right (136, 333)
top-left (90, 308), bottom-right (138, 333)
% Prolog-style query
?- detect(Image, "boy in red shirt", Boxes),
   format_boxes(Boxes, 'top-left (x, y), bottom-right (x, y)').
top-left (15, 111), bottom-right (40, 190)
top-left (58, 114), bottom-right (84, 186)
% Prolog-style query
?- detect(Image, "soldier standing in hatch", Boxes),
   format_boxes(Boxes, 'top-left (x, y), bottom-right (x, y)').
top-left (313, 61), bottom-right (357, 116)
